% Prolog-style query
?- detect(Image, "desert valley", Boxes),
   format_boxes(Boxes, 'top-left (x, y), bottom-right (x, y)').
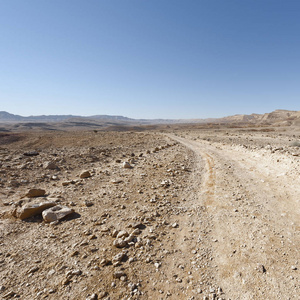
top-left (0, 110), bottom-right (299, 299)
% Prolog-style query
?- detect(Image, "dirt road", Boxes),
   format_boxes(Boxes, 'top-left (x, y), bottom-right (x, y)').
top-left (0, 130), bottom-right (299, 299)
top-left (170, 134), bottom-right (299, 299)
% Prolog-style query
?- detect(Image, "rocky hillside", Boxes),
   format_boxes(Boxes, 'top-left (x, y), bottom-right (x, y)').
top-left (219, 109), bottom-right (300, 126)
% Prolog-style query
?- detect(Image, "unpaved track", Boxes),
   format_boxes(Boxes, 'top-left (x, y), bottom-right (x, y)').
top-left (170, 134), bottom-right (299, 300)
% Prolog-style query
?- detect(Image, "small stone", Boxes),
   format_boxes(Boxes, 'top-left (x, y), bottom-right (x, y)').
top-left (116, 231), bottom-right (129, 239)
top-left (100, 258), bottom-right (111, 266)
top-left (44, 161), bottom-right (59, 170)
top-left (112, 252), bottom-right (126, 264)
top-left (62, 180), bottom-right (73, 186)
top-left (27, 266), bottom-right (39, 274)
top-left (62, 278), bottom-right (71, 285)
top-left (80, 170), bottom-right (91, 178)
top-left (23, 151), bottom-right (39, 156)
top-left (72, 269), bottom-right (82, 276)
top-left (86, 293), bottom-right (98, 300)
top-left (3, 291), bottom-right (16, 298)
top-left (131, 222), bottom-right (144, 229)
top-left (85, 200), bottom-right (93, 207)
top-left (25, 188), bottom-right (46, 198)
top-left (291, 265), bottom-right (297, 270)
top-left (113, 239), bottom-right (127, 248)
top-left (131, 228), bottom-right (141, 235)
top-left (123, 162), bottom-right (132, 169)
top-left (161, 180), bottom-right (171, 187)
top-left (42, 205), bottom-right (74, 223)
top-left (70, 251), bottom-right (79, 257)
top-left (154, 262), bottom-right (161, 269)
top-left (112, 230), bottom-right (119, 238)
top-left (111, 179), bottom-right (123, 184)
top-left (172, 223), bottom-right (178, 228)
top-left (128, 283), bottom-right (137, 291)
top-left (124, 234), bottom-right (135, 243)
top-left (98, 291), bottom-right (108, 299)
top-left (257, 263), bottom-right (266, 273)
top-left (113, 271), bottom-right (126, 279)
top-left (134, 240), bottom-right (143, 248)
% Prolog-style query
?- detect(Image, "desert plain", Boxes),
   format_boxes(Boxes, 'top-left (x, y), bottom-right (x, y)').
top-left (0, 122), bottom-right (299, 299)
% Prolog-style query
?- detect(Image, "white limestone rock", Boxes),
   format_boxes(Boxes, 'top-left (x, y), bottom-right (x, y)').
top-left (42, 205), bottom-right (74, 223)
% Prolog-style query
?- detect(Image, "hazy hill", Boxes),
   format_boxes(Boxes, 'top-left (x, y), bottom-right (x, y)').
top-left (0, 111), bottom-right (178, 124)
top-left (219, 109), bottom-right (300, 126)
top-left (0, 111), bottom-right (138, 123)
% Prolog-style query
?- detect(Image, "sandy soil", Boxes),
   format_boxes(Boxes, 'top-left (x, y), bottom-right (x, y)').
top-left (0, 127), bottom-right (299, 299)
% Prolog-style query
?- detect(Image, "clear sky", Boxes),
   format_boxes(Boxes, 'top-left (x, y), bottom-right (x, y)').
top-left (0, 0), bottom-right (299, 119)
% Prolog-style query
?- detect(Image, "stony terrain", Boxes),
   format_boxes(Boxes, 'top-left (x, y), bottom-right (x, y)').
top-left (0, 126), bottom-right (299, 299)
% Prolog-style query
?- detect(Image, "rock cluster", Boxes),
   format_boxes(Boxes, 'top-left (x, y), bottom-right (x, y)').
top-left (17, 201), bottom-right (56, 220)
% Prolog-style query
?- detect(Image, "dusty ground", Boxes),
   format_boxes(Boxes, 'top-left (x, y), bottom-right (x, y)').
top-left (0, 126), bottom-right (299, 299)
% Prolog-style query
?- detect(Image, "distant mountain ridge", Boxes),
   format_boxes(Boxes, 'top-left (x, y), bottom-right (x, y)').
top-left (0, 109), bottom-right (299, 126)
top-left (0, 111), bottom-right (134, 123)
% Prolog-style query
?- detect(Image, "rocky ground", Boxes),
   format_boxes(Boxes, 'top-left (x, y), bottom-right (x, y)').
top-left (0, 127), bottom-right (299, 299)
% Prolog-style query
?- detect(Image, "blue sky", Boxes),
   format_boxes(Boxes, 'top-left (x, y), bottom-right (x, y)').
top-left (0, 0), bottom-right (299, 119)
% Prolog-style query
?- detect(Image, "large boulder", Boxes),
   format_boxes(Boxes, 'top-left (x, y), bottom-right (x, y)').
top-left (25, 189), bottom-right (46, 198)
top-left (80, 170), bottom-right (91, 178)
top-left (44, 161), bottom-right (60, 170)
top-left (17, 201), bottom-right (56, 220)
top-left (42, 205), bottom-right (74, 223)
